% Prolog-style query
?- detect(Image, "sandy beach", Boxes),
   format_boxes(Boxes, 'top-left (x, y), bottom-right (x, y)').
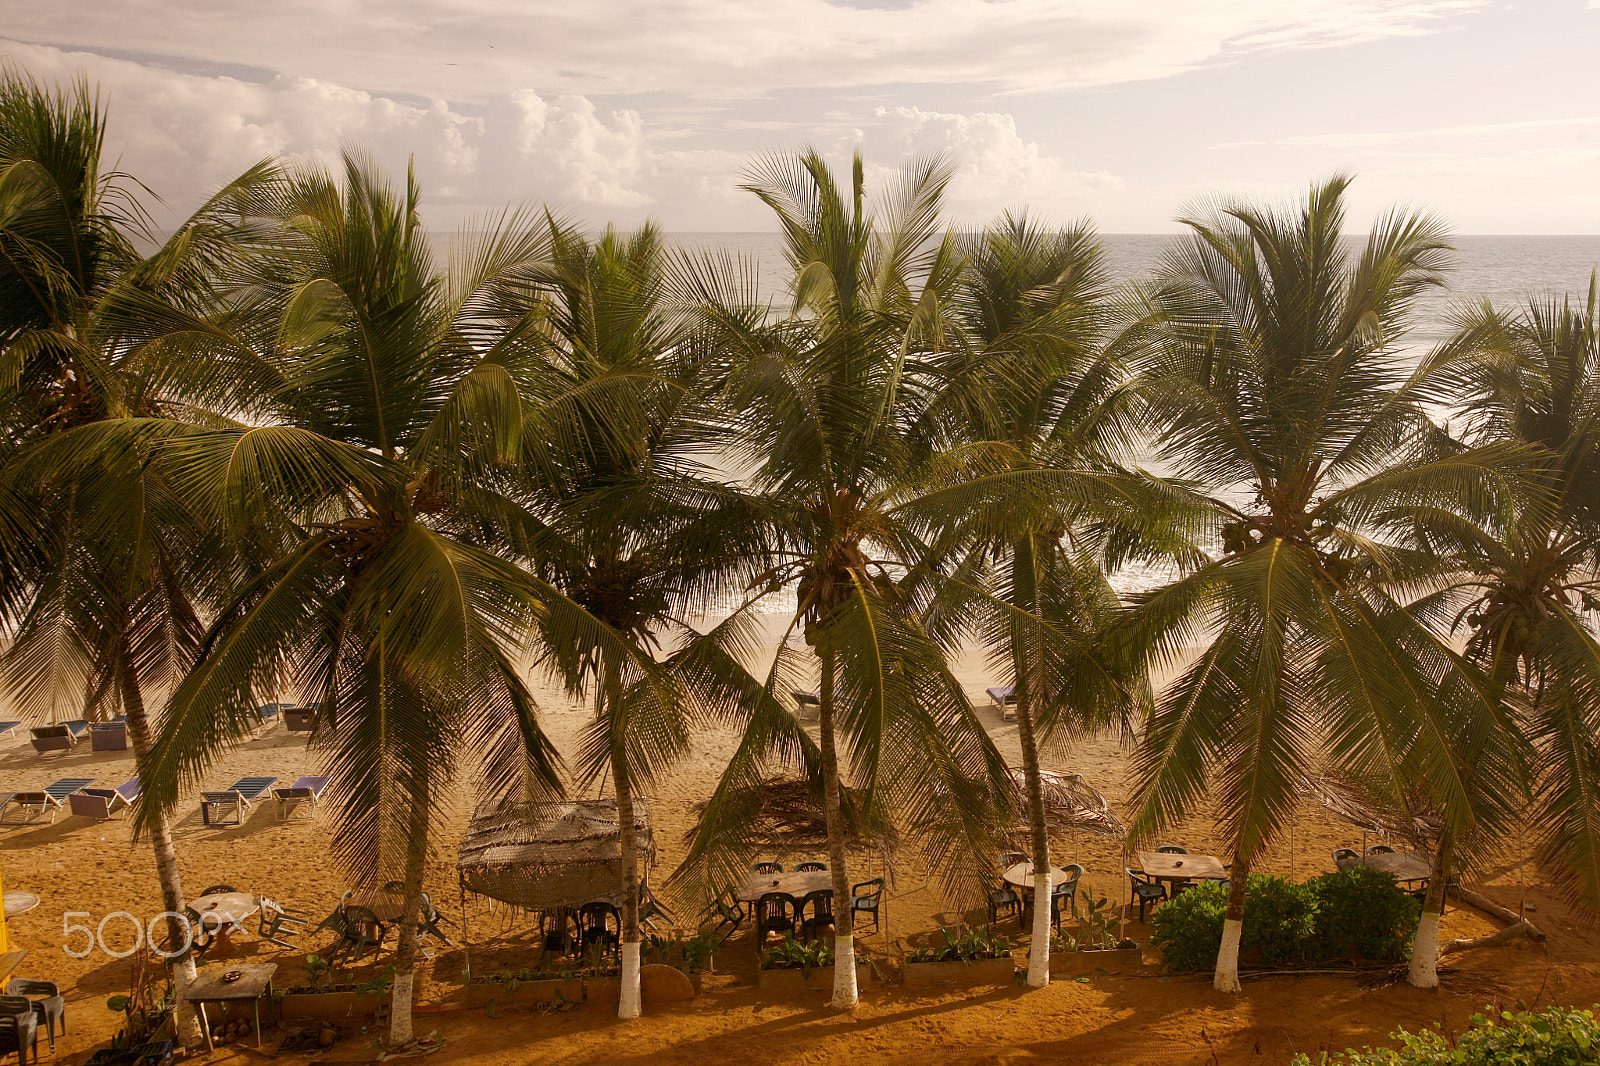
top-left (3, 622), bottom-right (1597, 1065)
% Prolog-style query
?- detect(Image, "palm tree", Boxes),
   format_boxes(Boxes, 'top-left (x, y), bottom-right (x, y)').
top-left (677, 149), bottom-right (1015, 1010)
top-left (1402, 279), bottom-right (1600, 968)
top-left (912, 212), bottom-right (1152, 987)
top-left (1119, 175), bottom-right (1509, 992)
top-left (133, 153), bottom-right (669, 1045)
top-left (0, 67), bottom-right (281, 1046)
top-left (515, 217), bottom-right (772, 1017)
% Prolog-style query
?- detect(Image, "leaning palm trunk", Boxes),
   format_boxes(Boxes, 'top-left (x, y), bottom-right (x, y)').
top-left (119, 643), bottom-right (202, 1047)
top-left (387, 845), bottom-right (428, 1045)
top-left (1215, 850), bottom-right (1251, 993)
top-left (818, 643), bottom-right (858, 1010)
top-left (1408, 827), bottom-right (1453, 988)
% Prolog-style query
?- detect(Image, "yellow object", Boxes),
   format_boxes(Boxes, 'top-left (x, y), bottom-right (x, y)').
top-left (0, 859), bottom-right (9, 952)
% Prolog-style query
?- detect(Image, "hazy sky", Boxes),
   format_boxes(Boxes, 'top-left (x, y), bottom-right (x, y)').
top-left (6, 1), bottom-right (1598, 233)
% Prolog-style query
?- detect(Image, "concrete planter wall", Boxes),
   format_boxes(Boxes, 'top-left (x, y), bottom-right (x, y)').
top-left (1048, 947), bottom-right (1141, 976)
top-left (276, 990), bottom-right (388, 1022)
top-left (900, 955), bottom-right (1016, 987)
top-left (463, 979), bottom-right (584, 1009)
top-left (756, 962), bottom-right (872, 993)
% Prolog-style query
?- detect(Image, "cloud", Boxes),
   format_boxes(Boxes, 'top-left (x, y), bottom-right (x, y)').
top-left (1217, 116), bottom-right (1600, 150)
top-left (847, 106), bottom-right (1120, 222)
top-left (8, 0), bottom-right (1487, 102)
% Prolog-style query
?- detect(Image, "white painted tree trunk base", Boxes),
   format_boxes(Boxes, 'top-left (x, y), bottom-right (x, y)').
top-left (831, 934), bottom-right (858, 1010)
top-left (1214, 918), bottom-right (1243, 993)
top-left (619, 941), bottom-right (642, 1018)
top-left (1026, 872), bottom-right (1052, 988)
top-left (1408, 910), bottom-right (1441, 988)
top-left (389, 971), bottom-right (415, 1044)
top-left (170, 955), bottom-right (202, 1047)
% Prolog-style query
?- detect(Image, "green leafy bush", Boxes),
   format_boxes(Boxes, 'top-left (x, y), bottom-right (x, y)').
top-left (1244, 875), bottom-right (1318, 965)
top-left (1292, 1007), bottom-right (1600, 1065)
top-left (1150, 869), bottom-right (1418, 972)
top-left (901, 925), bottom-right (1015, 963)
top-left (1148, 880), bottom-right (1227, 972)
top-left (1308, 866), bottom-right (1420, 964)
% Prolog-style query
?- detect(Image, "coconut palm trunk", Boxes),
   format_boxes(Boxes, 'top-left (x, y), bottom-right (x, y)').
top-left (387, 844), bottom-right (428, 1044)
top-left (118, 636), bottom-right (202, 1046)
top-left (608, 663), bottom-right (645, 1019)
top-left (1215, 850), bottom-right (1252, 992)
top-left (1408, 827), bottom-right (1454, 988)
top-left (1011, 535), bottom-right (1054, 987)
top-left (817, 641), bottom-right (858, 1010)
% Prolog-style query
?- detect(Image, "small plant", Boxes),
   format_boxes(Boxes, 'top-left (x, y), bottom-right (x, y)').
top-left (353, 967), bottom-right (393, 995)
top-left (304, 953), bottom-right (333, 991)
top-left (1292, 1007), bottom-right (1600, 1065)
top-left (760, 934), bottom-right (834, 975)
top-left (902, 925), bottom-right (1015, 964)
top-left (682, 930), bottom-right (718, 974)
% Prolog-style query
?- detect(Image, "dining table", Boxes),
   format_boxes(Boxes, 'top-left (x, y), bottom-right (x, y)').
top-left (2, 891), bottom-right (40, 917)
top-left (1133, 851), bottom-right (1229, 887)
top-left (736, 869), bottom-right (834, 903)
top-left (1339, 849), bottom-right (1433, 886)
top-left (999, 862), bottom-right (1076, 891)
top-left (190, 891), bottom-right (259, 940)
top-left (186, 961), bottom-right (277, 1050)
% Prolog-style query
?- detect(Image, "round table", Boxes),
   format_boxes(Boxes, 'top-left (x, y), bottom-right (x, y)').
top-left (190, 891), bottom-right (258, 931)
top-left (2, 892), bottom-right (39, 917)
top-left (1001, 862), bottom-right (1076, 890)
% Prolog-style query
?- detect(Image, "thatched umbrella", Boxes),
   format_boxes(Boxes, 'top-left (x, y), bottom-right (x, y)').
top-left (683, 775), bottom-right (900, 859)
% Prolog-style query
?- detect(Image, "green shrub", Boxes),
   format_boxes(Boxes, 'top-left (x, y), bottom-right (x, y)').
top-left (1148, 880), bottom-right (1226, 972)
top-left (1292, 1007), bottom-right (1600, 1065)
top-left (1151, 869), bottom-right (1417, 972)
top-left (1308, 866), bottom-right (1420, 964)
top-left (1243, 874), bottom-right (1317, 966)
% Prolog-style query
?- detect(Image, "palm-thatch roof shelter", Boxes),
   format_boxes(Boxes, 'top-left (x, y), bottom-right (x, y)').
top-left (457, 796), bottom-right (654, 913)
top-left (1002, 768), bottom-right (1125, 842)
top-left (1300, 772), bottom-right (1442, 850)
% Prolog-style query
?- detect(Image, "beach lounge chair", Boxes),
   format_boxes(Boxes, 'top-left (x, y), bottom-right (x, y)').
top-left (986, 687), bottom-right (1018, 722)
top-left (791, 690), bottom-right (820, 720)
top-left (67, 778), bottom-right (140, 820)
top-left (253, 703), bottom-right (286, 730)
top-left (272, 776), bottom-right (330, 820)
top-left (0, 723), bottom-right (20, 743)
top-left (28, 720), bottom-right (87, 754)
top-left (200, 776), bottom-right (277, 826)
top-left (89, 717), bottom-right (128, 751)
top-left (0, 778), bottom-right (96, 826)
top-left (283, 705), bottom-right (319, 733)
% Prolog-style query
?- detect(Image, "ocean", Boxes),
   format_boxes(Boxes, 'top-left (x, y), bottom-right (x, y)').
top-left (667, 232), bottom-right (1600, 349)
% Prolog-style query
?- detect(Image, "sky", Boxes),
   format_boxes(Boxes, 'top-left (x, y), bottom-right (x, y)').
top-left (5, 1), bottom-right (1599, 234)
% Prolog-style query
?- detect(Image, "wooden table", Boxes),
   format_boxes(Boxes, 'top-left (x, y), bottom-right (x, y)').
top-left (1000, 863), bottom-right (1076, 891)
top-left (187, 961), bottom-right (276, 1050)
top-left (190, 891), bottom-right (258, 939)
top-left (1134, 851), bottom-right (1228, 884)
top-left (1348, 850), bottom-right (1432, 885)
top-left (2, 892), bottom-right (40, 916)
top-left (737, 869), bottom-right (833, 903)
top-left (0, 951), bottom-right (27, 985)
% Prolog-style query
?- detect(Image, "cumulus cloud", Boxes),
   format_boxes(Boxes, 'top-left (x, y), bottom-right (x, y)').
top-left (1, 40), bottom-right (739, 229)
top-left (848, 106), bottom-right (1120, 222)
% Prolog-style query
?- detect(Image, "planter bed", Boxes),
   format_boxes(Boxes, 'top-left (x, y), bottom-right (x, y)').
top-left (1049, 947), bottom-right (1141, 976)
top-left (275, 988), bottom-right (389, 1022)
top-left (463, 978), bottom-right (585, 1009)
top-left (900, 955), bottom-right (1016, 987)
top-left (757, 961), bottom-right (872, 993)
